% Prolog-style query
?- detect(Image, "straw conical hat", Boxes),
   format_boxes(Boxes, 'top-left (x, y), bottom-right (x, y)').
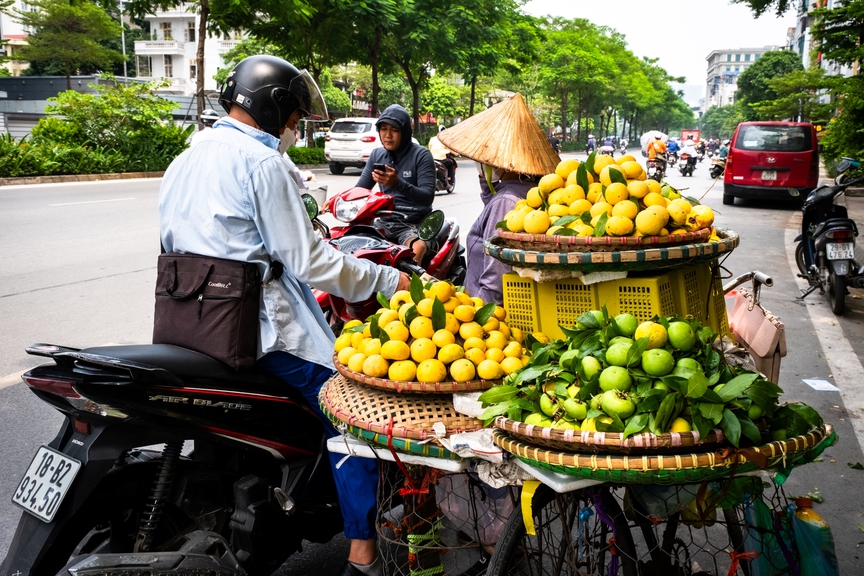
top-left (438, 93), bottom-right (560, 177)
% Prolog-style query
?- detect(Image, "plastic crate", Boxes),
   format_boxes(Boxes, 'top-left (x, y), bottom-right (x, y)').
top-left (666, 262), bottom-right (731, 337)
top-left (501, 273), bottom-right (542, 335)
top-left (537, 279), bottom-right (601, 338)
top-left (596, 274), bottom-right (677, 324)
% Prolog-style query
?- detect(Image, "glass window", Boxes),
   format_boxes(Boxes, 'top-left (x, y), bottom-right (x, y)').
top-left (726, 66), bottom-right (731, 71)
top-left (164, 55), bottom-right (173, 77)
top-left (745, 53), bottom-right (751, 61)
top-left (160, 22), bottom-right (173, 41)
top-left (756, 53), bottom-right (761, 59)
top-left (735, 54), bottom-right (741, 61)
top-left (726, 54), bottom-right (731, 61)
top-left (735, 124), bottom-right (812, 152)
top-left (186, 22), bottom-right (196, 43)
top-left (331, 121), bottom-right (373, 134)
top-left (136, 55), bottom-right (152, 77)
top-left (735, 66), bottom-right (740, 72)
top-left (189, 60), bottom-right (197, 79)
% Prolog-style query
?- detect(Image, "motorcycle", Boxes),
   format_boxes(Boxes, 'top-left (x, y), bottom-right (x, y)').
top-left (678, 152), bottom-right (696, 177)
top-left (313, 189), bottom-right (467, 327)
top-left (599, 145), bottom-right (615, 157)
top-left (619, 141), bottom-right (627, 155)
top-left (709, 157), bottom-right (726, 179)
top-left (795, 157), bottom-right (864, 315)
top-left (668, 151), bottom-right (679, 167)
top-left (434, 155), bottom-right (456, 194)
top-left (646, 156), bottom-right (666, 182)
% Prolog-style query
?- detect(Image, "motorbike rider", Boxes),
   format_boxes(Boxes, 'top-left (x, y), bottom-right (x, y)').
top-left (718, 139), bottom-right (730, 159)
top-left (647, 135), bottom-right (668, 172)
top-left (428, 125), bottom-right (456, 185)
top-left (666, 137), bottom-right (680, 161)
top-left (680, 136), bottom-right (698, 169)
top-left (548, 132), bottom-right (561, 153)
top-left (357, 104), bottom-right (436, 263)
top-left (158, 55), bottom-right (410, 576)
top-left (586, 133), bottom-right (596, 154)
top-left (696, 138), bottom-right (707, 157)
top-left (189, 109), bottom-right (221, 147)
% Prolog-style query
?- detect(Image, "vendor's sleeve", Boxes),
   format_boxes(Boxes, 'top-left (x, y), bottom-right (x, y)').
top-left (475, 196), bottom-right (519, 305)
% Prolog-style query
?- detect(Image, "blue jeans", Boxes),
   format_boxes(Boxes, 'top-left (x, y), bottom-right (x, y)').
top-left (257, 351), bottom-right (378, 540)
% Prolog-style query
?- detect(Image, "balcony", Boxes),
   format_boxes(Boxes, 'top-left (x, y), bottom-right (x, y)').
top-left (217, 40), bottom-right (240, 54)
top-left (134, 40), bottom-right (186, 56)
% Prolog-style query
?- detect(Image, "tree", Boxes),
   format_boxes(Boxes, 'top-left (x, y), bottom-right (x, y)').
top-left (420, 75), bottom-right (463, 123)
top-left (730, 0), bottom-right (796, 16)
top-left (735, 50), bottom-right (803, 120)
top-left (749, 68), bottom-right (836, 121)
top-left (698, 104), bottom-right (745, 139)
top-left (318, 68), bottom-right (351, 115)
top-left (10, 0), bottom-right (123, 89)
top-left (812, 0), bottom-right (864, 68)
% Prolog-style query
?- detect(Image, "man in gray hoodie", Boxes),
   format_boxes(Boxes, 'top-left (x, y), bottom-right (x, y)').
top-left (357, 104), bottom-right (436, 262)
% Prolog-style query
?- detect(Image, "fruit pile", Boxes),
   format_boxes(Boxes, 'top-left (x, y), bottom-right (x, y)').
top-left (500, 153), bottom-right (719, 240)
top-left (334, 276), bottom-right (541, 384)
top-left (477, 309), bottom-right (819, 446)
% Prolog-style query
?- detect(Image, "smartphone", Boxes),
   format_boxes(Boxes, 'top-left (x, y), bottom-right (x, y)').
top-left (373, 163), bottom-right (388, 172)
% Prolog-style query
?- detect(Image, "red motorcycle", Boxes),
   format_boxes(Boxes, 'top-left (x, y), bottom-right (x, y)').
top-left (303, 188), bottom-right (467, 329)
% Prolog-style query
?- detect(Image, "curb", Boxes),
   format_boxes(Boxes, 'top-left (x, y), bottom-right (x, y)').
top-left (0, 171), bottom-right (166, 186)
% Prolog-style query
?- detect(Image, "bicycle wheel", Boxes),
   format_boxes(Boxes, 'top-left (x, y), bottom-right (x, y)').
top-left (487, 485), bottom-right (638, 576)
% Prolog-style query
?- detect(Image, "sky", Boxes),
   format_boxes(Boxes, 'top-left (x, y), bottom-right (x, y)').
top-left (523, 0), bottom-right (798, 98)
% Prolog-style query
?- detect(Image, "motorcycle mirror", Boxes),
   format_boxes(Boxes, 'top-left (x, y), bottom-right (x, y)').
top-left (418, 210), bottom-right (445, 242)
top-left (787, 187), bottom-right (800, 197)
top-left (301, 194), bottom-right (319, 220)
top-left (837, 159), bottom-right (851, 173)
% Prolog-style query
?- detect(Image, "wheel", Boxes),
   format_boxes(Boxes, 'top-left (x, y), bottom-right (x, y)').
top-left (795, 242), bottom-right (808, 275)
top-left (828, 269), bottom-right (846, 315)
top-left (722, 508), bottom-right (752, 576)
top-left (487, 485), bottom-right (638, 576)
top-left (329, 163), bottom-right (344, 175)
top-left (722, 194), bottom-right (734, 205)
top-left (447, 179), bottom-right (456, 194)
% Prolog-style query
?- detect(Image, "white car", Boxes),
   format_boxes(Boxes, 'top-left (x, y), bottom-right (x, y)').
top-left (324, 118), bottom-right (379, 175)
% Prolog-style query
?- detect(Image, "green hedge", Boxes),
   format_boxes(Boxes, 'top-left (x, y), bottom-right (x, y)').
top-left (287, 146), bottom-right (326, 165)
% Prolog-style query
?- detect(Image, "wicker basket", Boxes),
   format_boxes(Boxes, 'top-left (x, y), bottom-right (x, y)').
top-left (320, 374), bottom-right (484, 443)
top-left (333, 353), bottom-right (499, 394)
top-left (493, 424), bottom-right (834, 484)
top-left (484, 229), bottom-right (739, 273)
top-left (496, 227), bottom-right (711, 252)
top-left (494, 416), bottom-right (732, 454)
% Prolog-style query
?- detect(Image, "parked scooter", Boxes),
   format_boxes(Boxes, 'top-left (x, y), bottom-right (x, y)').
top-left (678, 152), bottom-right (696, 177)
top-left (434, 155), bottom-right (456, 194)
top-left (709, 156), bottom-right (726, 179)
top-left (313, 189), bottom-right (466, 329)
top-left (795, 157), bottom-right (864, 315)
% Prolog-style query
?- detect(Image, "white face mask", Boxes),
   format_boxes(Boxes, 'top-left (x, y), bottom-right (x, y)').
top-left (278, 129), bottom-right (296, 154)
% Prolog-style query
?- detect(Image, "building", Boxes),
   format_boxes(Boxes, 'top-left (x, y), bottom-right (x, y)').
top-left (789, 0), bottom-right (856, 77)
top-left (133, 4), bottom-right (241, 95)
top-left (705, 46), bottom-right (781, 110)
top-left (1, 0), bottom-right (33, 76)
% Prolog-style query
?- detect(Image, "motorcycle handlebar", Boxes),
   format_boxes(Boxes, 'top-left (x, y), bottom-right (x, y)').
top-left (397, 260), bottom-right (439, 283)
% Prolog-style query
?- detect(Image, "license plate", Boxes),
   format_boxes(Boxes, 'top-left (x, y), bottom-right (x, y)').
top-left (761, 171), bottom-right (777, 181)
top-left (827, 242), bottom-right (854, 260)
top-left (11, 446), bottom-right (81, 522)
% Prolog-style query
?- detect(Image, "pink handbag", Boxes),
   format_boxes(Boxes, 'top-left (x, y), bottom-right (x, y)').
top-left (726, 288), bottom-right (787, 384)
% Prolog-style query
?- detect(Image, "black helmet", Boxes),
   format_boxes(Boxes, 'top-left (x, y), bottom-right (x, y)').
top-left (219, 55), bottom-right (328, 137)
top-left (200, 109), bottom-right (220, 127)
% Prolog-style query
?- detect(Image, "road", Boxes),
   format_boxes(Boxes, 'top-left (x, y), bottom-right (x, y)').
top-left (1, 153), bottom-right (863, 573)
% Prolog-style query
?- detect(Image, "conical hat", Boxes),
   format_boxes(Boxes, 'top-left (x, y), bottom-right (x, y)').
top-left (438, 93), bottom-right (560, 177)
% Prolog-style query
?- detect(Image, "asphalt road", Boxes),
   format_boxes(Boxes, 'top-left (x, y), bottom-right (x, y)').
top-left (1, 153), bottom-right (863, 573)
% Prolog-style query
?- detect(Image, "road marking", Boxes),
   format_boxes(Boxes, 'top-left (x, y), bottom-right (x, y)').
top-left (0, 369), bottom-right (27, 390)
top-left (785, 216), bottom-right (864, 452)
top-left (49, 197), bottom-right (137, 207)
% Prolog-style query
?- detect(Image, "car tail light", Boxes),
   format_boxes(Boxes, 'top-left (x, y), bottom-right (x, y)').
top-left (325, 134), bottom-right (331, 142)
top-left (23, 376), bottom-right (81, 398)
top-left (810, 150), bottom-right (819, 184)
top-left (827, 229), bottom-right (852, 241)
top-left (360, 136), bottom-right (376, 143)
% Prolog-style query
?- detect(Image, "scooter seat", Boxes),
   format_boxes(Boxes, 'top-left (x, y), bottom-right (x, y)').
top-left (813, 218), bottom-right (858, 237)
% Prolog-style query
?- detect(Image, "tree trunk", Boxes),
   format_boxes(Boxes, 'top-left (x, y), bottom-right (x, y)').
top-left (371, 27), bottom-right (382, 117)
top-left (560, 87), bottom-right (568, 143)
top-left (196, 0), bottom-right (209, 130)
top-left (469, 75), bottom-right (477, 117)
top-left (398, 58), bottom-right (422, 137)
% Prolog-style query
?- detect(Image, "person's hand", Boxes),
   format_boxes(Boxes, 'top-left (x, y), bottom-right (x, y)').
top-left (373, 165), bottom-right (398, 188)
top-left (396, 272), bottom-right (411, 292)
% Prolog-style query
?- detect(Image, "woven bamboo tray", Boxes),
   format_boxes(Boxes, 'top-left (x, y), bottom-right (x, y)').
top-left (496, 227), bottom-right (711, 252)
top-left (484, 229), bottom-right (739, 272)
top-left (494, 416), bottom-right (732, 454)
top-left (333, 353), bottom-right (499, 394)
top-left (493, 424), bottom-right (834, 485)
top-left (320, 374), bottom-right (484, 442)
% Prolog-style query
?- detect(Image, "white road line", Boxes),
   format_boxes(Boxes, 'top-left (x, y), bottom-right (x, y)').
top-left (0, 369), bottom-right (27, 390)
top-left (784, 215), bottom-right (864, 452)
top-left (49, 197), bottom-right (137, 207)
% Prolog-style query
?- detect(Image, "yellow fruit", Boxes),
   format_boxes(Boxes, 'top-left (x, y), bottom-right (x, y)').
top-left (362, 354), bottom-right (389, 378)
top-left (670, 417), bottom-right (692, 433)
top-left (671, 228), bottom-right (690, 236)
top-left (539, 173), bottom-right (565, 194)
top-left (574, 224), bottom-right (595, 236)
top-left (501, 356), bottom-right (524, 375)
top-left (389, 290), bottom-right (412, 310)
top-left (561, 184), bottom-right (585, 205)
top-left (383, 320), bottom-right (410, 343)
top-left (410, 338), bottom-right (437, 362)
top-left (416, 298), bottom-right (434, 317)
top-left (667, 203), bottom-right (688, 227)
top-left (351, 331), bottom-right (366, 350)
top-left (593, 154), bottom-right (615, 175)
top-left (606, 215), bottom-right (634, 236)
top-left (389, 360), bottom-right (417, 382)
top-left (514, 199), bottom-right (528, 209)
top-left (619, 154), bottom-right (637, 164)
top-left (363, 324), bottom-right (371, 338)
top-left (599, 165), bottom-right (627, 187)
top-left (455, 291), bottom-right (473, 305)
top-left (555, 159), bottom-right (580, 180)
top-left (364, 338), bottom-right (382, 357)
top-left (634, 210), bottom-right (665, 236)
top-left (444, 313), bottom-right (460, 335)
top-left (569, 199), bottom-right (593, 216)
top-left (344, 319), bottom-right (363, 330)
top-left (506, 210), bottom-right (526, 232)
top-left (643, 192), bottom-right (666, 207)
top-left (590, 202), bottom-right (613, 218)
top-left (377, 309), bottom-right (399, 328)
top-left (337, 346), bottom-right (357, 365)
top-left (493, 306), bottom-right (507, 321)
top-left (438, 343), bottom-right (465, 364)
top-left (645, 179), bottom-right (662, 195)
top-left (454, 304), bottom-right (475, 323)
top-left (477, 359), bottom-right (504, 380)
top-left (498, 322), bottom-right (511, 338)
top-left (432, 329), bottom-right (456, 347)
top-left (523, 210), bottom-right (551, 235)
top-left (409, 316), bottom-right (435, 340)
top-left (611, 200), bottom-right (638, 220)
top-left (565, 169), bottom-right (582, 187)
top-left (547, 189), bottom-right (565, 206)
top-left (470, 297), bottom-right (485, 308)
top-left (398, 302), bottom-right (414, 324)
top-left (526, 187), bottom-right (544, 208)
top-left (450, 358), bottom-right (477, 382)
top-left (586, 183), bottom-right (605, 204)
top-left (416, 359), bottom-right (447, 383)
top-left (646, 204), bottom-right (670, 228)
top-left (441, 297), bottom-right (458, 313)
top-left (532, 332), bottom-right (551, 344)
top-left (485, 330), bottom-right (508, 350)
top-left (626, 180), bottom-right (649, 199)
top-left (334, 333), bottom-right (353, 353)
top-left (381, 340), bottom-right (410, 361)
top-left (347, 352), bottom-right (367, 372)
top-left (486, 348), bottom-right (506, 363)
top-left (688, 205), bottom-right (715, 230)
top-left (482, 317), bottom-right (499, 334)
top-left (503, 341), bottom-right (522, 358)
top-left (463, 336), bottom-right (487, 352)
top-left (510, 327), bottom-right (524, 343)
top-left (459, 321), bottom-right (484, 340)
top-left (604, 182), bottom-right (629, 205)
top-left (634, 321), bottom-right (668, 349)
top-left (464, 347), bottom-right (487, 366)
top-left (590, 214), bottom-right (606, 228)
top-left (548, 203), bottom-right (570, 217)
top-left (429, 281), bottom-right (454, 303)
top-left (521, 355), bottom-right (531, 366)
top-left (619, 160), bottom-right (643, 179)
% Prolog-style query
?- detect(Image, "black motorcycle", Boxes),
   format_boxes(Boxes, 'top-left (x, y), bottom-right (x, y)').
top-left (795, 157), bottom-right (864, 315)
top-left (434, 155), bottom-right (456, 194)
top-left (1, 342), bottom-right (350, 576)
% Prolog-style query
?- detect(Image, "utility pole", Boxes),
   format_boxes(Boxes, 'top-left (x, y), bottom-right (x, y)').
top-left (118, 0), bottom-right (127, 83)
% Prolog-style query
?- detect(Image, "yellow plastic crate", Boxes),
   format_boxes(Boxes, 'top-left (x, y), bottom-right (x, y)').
top-left (596, 274), bottom-right (677, 324)
top-left (501, 273), bottom-right (542, 335)
top-left (666, 263), bottom-right (731, 337)
top-left (537, 279), bottom-right (601, 339)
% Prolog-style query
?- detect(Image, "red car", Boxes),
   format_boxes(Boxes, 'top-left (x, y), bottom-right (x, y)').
top-left (723, 121), bottom-right (819, 206)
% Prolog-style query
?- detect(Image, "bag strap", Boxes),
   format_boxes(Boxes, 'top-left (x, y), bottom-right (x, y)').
top-left (164, 258), bottom-right (214, 300)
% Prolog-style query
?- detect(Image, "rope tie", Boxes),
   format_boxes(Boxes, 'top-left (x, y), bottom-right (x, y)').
top-left (384, 417), bottom-right (429, 496)
top-left (726, 550), bottom-right (760, 576)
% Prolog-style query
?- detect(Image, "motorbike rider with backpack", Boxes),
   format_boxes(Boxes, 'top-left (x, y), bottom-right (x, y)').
top-left (357, 104), bottom-right (437, 263)
top-left (159, 55), bottom-right (409, 576)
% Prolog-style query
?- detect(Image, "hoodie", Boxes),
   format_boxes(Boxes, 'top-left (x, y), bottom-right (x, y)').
top-left (357, 105), bottom-right (436, 222)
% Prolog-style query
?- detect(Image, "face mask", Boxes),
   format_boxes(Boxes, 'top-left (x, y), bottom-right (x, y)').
top-left (278, 129), bottom-right (296, 154)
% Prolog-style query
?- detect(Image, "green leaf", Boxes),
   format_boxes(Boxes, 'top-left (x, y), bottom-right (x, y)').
top-left (554, 215), bottom-right (578, 227)
top-left (699, 388), bottom-right (725, 404)
top-left (512, 364), bottom-right (555, 387)
top-left (404, 305), bottom-right (419, 327)
top-left (716, 373), bottom-right (760, 401)
top-left (478, 385), bottom-right (519, 404)
top-left (376, 292), bottom-right (390, 309)
top-left (478, 400), bottom-right (514, 423)
top-left (637, 390), bottom-right (666, 414)
top-left (849, 462), bottom-right (864, 471)
top-left (737, 413), bottom-right (762, 444)
top-left (744, 379), bottom-right (784, 410)
top-left (721, 408), bottom-right (742, 447)
top-left (626, 337), bottom-right (649, 367)
top-left (577, 311), bottom-right (601, 329)
top-left (608, 166), bottom-right (627, 185)
top-left (692, 409), bottom-right (713, 439)
top-left (378, 326), bottom-right (390, 343)
top-left (344, 324), bottom-right (365, 334)
top-left (474, 303), bottom-right (497, 326)
top-left (552, 227), bottom-right (577, 236)
top-left (580, 212), bottom-right (593, 225)
top-left (697, 402), bottom-right (725, 425)
top-left (576, 162), bottom-right (589, 191)
top-left (685, 370), bottom-right (709, 399)
top-left (622, 413), bottom-right (649, 440)
top-left (495, 219), bottom-right (509, 231)
top-left (431, 297), bottom-right (446, 331)
top-left (368, 314), bottom-right (381, 339)
top-left (410, 273), bottom-right (425, 305)
top-left (785, 402), bottom-right (824, 428)
top-left (593, 213), bottom-right (609, 237)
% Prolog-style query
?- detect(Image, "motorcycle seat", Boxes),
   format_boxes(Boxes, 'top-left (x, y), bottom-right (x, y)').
top-left (814, 218), bottom-right (858, 236)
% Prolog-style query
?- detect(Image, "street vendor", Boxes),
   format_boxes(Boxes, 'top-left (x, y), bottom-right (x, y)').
top-left (438, 94), bottom-right (560, 304)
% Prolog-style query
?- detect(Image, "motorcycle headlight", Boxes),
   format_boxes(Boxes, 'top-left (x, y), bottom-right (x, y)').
top-left (334, 197), bottom-right (366, 222)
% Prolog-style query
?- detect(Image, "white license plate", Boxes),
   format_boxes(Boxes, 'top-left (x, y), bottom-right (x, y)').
top-left (761, 171), bottom-right (777, 181)
top-left (11, 446), bottom-right (81, 522)
top-left (827, 242), bottom-right (854, 260)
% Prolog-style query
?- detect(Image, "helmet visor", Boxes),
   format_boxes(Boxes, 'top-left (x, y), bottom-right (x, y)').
top-left (289, 70), bottom-right (328, 122)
